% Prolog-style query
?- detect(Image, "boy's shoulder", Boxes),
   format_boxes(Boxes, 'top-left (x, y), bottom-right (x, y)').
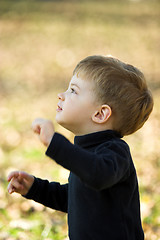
top-left (95, 135), bottom-right (131, 159)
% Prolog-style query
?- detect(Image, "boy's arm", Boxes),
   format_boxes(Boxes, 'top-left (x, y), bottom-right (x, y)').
top-left (24, 177), bottom-right (68, 213)
top-left (31, 118), bottom-right (131, 191)
top-left (46, 133), bottom-right (131, 191)
top-left (8, 171), bottom-right (68, 213)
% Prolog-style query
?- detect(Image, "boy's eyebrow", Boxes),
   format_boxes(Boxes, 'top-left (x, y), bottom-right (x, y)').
top-left (70, 83), bottom-right (80, 89)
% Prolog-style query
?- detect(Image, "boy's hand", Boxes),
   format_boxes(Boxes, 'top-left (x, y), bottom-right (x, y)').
top-left (32, 118), bottom-right (55, 147)
top-left (7, 171), bottom-right (34, 196)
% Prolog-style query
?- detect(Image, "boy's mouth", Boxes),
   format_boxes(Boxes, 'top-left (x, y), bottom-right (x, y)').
top-left (57, 105), bottom-right (63, 112)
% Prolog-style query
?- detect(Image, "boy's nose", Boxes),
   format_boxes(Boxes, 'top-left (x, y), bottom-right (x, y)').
top-left (58, 92), bottom-right (65, 101)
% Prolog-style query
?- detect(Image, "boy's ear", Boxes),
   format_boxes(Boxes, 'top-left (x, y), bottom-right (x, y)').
top-left (92, 105), bottom-right (112, 124)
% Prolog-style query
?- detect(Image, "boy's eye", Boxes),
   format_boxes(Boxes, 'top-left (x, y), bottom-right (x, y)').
top-left (70, 88), bottom-right (77, 94)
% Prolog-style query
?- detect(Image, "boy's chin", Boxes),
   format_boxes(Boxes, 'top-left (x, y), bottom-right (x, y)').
top-left (55, 115), bottom-right (61, 124)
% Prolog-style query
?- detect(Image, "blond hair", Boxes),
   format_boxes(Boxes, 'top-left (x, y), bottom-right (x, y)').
top-left (73, 55), bottom-right (153, 136)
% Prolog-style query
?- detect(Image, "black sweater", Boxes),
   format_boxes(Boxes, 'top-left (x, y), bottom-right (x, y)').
top-left (25, 130), bottom-right (144, 240)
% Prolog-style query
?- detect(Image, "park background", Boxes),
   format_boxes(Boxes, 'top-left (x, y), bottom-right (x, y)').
top-left (0, 0), bottom-right (160, 239)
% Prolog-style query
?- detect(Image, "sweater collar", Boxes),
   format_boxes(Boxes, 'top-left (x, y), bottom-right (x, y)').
top-left (74, 130), bottom-right (122, 148)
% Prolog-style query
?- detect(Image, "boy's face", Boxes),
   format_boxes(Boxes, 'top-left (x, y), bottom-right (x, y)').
top-left (56, 74), bottom-right (99, 135)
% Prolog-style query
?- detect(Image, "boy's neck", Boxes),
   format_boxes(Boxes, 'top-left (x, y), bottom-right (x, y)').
top-left (74, 124), bottom-right (114, 136)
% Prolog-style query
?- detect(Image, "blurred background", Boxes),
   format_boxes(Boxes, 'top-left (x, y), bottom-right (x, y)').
top-left (0, 0), bottom-right (160, 239)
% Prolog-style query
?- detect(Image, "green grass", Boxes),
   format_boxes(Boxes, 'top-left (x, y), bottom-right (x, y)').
top-left (0, 0), bottom-right (160, 239)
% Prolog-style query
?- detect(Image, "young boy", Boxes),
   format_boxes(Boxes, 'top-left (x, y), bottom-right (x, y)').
top-left (7, 55), bottom-right (153, 240)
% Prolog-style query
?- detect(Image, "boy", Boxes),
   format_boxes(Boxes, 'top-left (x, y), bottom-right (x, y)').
top-left (7, 55), bottom-right (153, 240)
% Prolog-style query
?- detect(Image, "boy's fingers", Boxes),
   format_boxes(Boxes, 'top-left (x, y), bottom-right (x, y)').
top-left (32, 125), bottom-right (41, 134)
top-left (7, 182), bottom-right (11, 192)
top-left (31, 118), bottom-right (44, 133)
top-left (8, 171), bottom-right (33, 183)
top-left (19, 172), bottom-right (33, 182)
top-left (7, 182), bottom-right (16, 194)
top-left (7, 171), bottom-right (19, 182)
top-left (10, 178), bottom-right (23, 190)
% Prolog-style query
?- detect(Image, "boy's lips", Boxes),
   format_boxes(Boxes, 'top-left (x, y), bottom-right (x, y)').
top-left (57, 104), bottom-right (63, 112)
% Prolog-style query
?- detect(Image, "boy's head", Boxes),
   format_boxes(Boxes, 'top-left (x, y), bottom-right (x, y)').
top-left (73, 55), bottom-right (153, 136)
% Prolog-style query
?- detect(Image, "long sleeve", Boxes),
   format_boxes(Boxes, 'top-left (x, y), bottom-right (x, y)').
top-left (46, 132), bottom-right (132, 191)
top-left (24, 177), bottom-right (68, 213)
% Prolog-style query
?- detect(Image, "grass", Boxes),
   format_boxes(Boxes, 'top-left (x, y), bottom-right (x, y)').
top-left (0, 0), bottom-right (160, 239)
